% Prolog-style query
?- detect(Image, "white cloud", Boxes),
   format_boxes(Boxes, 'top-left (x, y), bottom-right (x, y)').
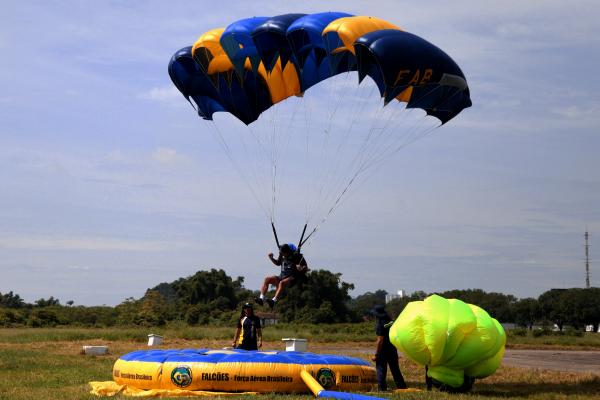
top-left (139, 86), bottom-right (181, 102)
top-left (552, 104), bottom-right (600, 120)
top-left (0, 234), bottom-right (191, 252)
top-left (152, 146), bottom-right (179, 164)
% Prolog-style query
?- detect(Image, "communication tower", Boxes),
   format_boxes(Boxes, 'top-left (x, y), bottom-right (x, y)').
top-left (585, 231), bottom-right (591, 288)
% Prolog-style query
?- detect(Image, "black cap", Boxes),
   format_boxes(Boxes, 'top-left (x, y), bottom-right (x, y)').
top-left (242, 302), bottom-right (253, 309)
top-left (371, 304), bottom-right (387, 319)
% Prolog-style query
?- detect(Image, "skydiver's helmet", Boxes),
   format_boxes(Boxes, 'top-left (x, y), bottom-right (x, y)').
top-left (280, 243), bottom-right (297, 255)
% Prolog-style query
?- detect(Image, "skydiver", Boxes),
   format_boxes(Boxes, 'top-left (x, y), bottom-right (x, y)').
top-left (255, 243), bottom-right (308, 309)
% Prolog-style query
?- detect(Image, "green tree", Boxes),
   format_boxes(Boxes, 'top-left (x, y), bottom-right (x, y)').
top-left (0, 308), bottom-right (26, 326)
top-left (34, 296), bottom-right (60, 307)
top-left (276, 269), bottom-right (355, 323)
top-left (28, 308), bottom-right (59, 327)
top-left (350, 290), bottom-right (388, 319)
top-left (115, 297), bottom-right (141, 325)
top-left (160, 269), bottom-right (243, 309)
top-left (538, 289), bottom-right (568, 330)
top-left (0, 291), bottom-right (26, 308)
top-left (513, 298), bottom-right (541, 329)
top-left (134, 290), bottom-right (169, 326)
top-left (560, 288), bottom-right (600, 330)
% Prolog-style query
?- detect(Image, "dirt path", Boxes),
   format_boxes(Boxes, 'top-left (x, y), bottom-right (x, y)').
top-left (503, 349), bottom-right (600, 373)
top-left (311, 343), bottom-right (600, 374)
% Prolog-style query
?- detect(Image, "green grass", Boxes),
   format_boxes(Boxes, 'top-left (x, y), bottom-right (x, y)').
top-left (0, 327), bottom-right (599, 400)
top-left (506, 331), bottom-right (600, 349)
top-left (1, 325), bottom-right (599, 348)
top-left (0, 323), bottom-right (374, 345)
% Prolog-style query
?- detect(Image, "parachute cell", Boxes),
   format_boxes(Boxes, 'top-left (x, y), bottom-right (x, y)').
top-left (389, 295), bottom-right (505, 389)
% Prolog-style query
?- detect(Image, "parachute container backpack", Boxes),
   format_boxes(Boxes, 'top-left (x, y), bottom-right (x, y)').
top-left (168, 12), bottom-right (471, 245)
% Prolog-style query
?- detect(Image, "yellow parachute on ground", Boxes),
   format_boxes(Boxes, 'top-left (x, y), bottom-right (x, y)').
top-left (389, 294), bottom-right (505, 390)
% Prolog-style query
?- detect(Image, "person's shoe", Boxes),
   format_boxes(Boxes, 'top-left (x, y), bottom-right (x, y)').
top-left (254, 297), bottom-right (264, 306)
top-left (266, 299), bottom-right (275, 309)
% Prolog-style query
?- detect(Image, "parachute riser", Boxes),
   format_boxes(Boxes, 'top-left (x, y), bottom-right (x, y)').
top-left (271, 222), bottom-right (281, 249)
top-left (271, 223), bottom-right (310, 252)
top-left (297, 224), bottom-right (308, 251)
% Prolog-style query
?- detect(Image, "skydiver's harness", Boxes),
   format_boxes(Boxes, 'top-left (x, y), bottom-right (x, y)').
top-left (271, 223), bottom-right (309, 282)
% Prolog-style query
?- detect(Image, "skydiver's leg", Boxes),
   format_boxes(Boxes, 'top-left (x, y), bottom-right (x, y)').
top-left (274, 276), bottom-right (294, 300)
top-left (387, 351), bottom-right (407, 389)
top-left (261, 276), bottom-right (280, 295)
top-left (375, 355), bottom-right (388, 391)
top-left (256, 276), bottom-right (280, 305)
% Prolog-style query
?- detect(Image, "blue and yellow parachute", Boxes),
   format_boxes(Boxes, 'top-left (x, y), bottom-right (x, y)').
top-left (169, 13), bottom-right (471, 125)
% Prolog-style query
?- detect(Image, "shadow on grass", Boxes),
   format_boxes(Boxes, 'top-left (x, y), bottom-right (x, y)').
top-left (473, 376), bottom-right (600, 398)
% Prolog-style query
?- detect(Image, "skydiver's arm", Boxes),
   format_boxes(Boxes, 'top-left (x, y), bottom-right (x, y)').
top-left (257, 326), bottom-right (263, 348)
top-left (296, 256), bottom-right (309, 272)
top-left (372, 336), bottom-right (384, 361)
top-left (269, 253), bottom-right (282, 266)
top-left (232, 327), bottom-right (241, 348)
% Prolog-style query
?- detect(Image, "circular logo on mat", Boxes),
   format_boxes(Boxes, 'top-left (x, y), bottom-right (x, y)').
top-left (171, 365), bottom-right (193, 388)
top-left (316, 368), bottom-right (335, 389)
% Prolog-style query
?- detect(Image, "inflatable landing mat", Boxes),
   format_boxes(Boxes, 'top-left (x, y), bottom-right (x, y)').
top-left (113, 348), bottom-right (377, 393)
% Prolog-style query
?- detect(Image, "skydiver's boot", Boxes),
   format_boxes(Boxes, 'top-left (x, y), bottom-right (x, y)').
top-left (254, 296), bottom-right (264, 306)
top-left (266, 299), bottom-right (275, 309)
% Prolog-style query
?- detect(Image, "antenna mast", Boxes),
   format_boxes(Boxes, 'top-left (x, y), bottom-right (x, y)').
top-left (585, 231), bottom-right (591, 288)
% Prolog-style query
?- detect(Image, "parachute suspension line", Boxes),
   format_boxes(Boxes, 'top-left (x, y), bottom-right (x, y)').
top-left (204, 120), bottom-right (271, 221)
top-left (300, 171), bottom-right (360, 248)
top-left (303, 88), bottom-right (446, 242)
top-left (317, 86), bottom-right (389, 214)
top-left (305, 74), bottom-right (376, 227)
top-left (355, 108), bottom-right (425, 178)
top-left (264, 91), bottom-right (303, 225)
top-left (300, 77), bottom-right (391, 243)
top-left (352, 103), bottom-right (408, 174)
top-left (301, 93), bottom-right (313, 223)
top-left (360, 86), bottom-right (456, 173)
top-left (235, 118), bottom-right (273, 216)
top-left (362, 86), bottom-right (468, 171)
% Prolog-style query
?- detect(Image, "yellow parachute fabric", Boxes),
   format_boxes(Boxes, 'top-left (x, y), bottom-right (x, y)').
top-left (322, 16), bottom-right (412, 104)
top-left (389, 294), bottom-right (506, 388)
top-left (192, 29), bottom-right (300, 105)
top-left (322, 16), bottom-right (402, 55)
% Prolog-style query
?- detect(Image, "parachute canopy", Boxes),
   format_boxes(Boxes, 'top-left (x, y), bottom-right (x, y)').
top-left (389, 295), bottom-right (506, 389)
top-left (169, 13), bottom-right (471, 125)
top-left (168, 13), bottom-right (472, 241)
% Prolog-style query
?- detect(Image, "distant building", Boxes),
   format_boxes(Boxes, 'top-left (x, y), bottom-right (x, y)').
top-left (255, 311), bottom-right (279, 326)
top-left (385, 290), bottom-right (405, 303)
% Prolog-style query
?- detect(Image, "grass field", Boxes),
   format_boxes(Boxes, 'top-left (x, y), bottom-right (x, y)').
top-left (0, 326), bottom-right (599, 400)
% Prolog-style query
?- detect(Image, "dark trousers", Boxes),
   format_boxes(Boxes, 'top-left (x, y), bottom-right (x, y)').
top-left (237, 341), bottom-right (258, 351)
top-left (376, 350), bottom-right (407, 390)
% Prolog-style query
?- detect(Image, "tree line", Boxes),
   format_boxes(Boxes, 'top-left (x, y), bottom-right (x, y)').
top-left (1, 269), bottom-right (599, 330)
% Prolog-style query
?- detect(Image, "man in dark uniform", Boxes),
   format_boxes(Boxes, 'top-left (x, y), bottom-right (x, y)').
top-left (232, 303), bottom-right (262, 350)
top-left (255, 243), bottom-right (308, 309)
top-left (372, 304), bottom-right (407, 391)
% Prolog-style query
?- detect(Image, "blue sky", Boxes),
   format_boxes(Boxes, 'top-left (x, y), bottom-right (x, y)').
top-left (1, 1), bottom-right (599, 306)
